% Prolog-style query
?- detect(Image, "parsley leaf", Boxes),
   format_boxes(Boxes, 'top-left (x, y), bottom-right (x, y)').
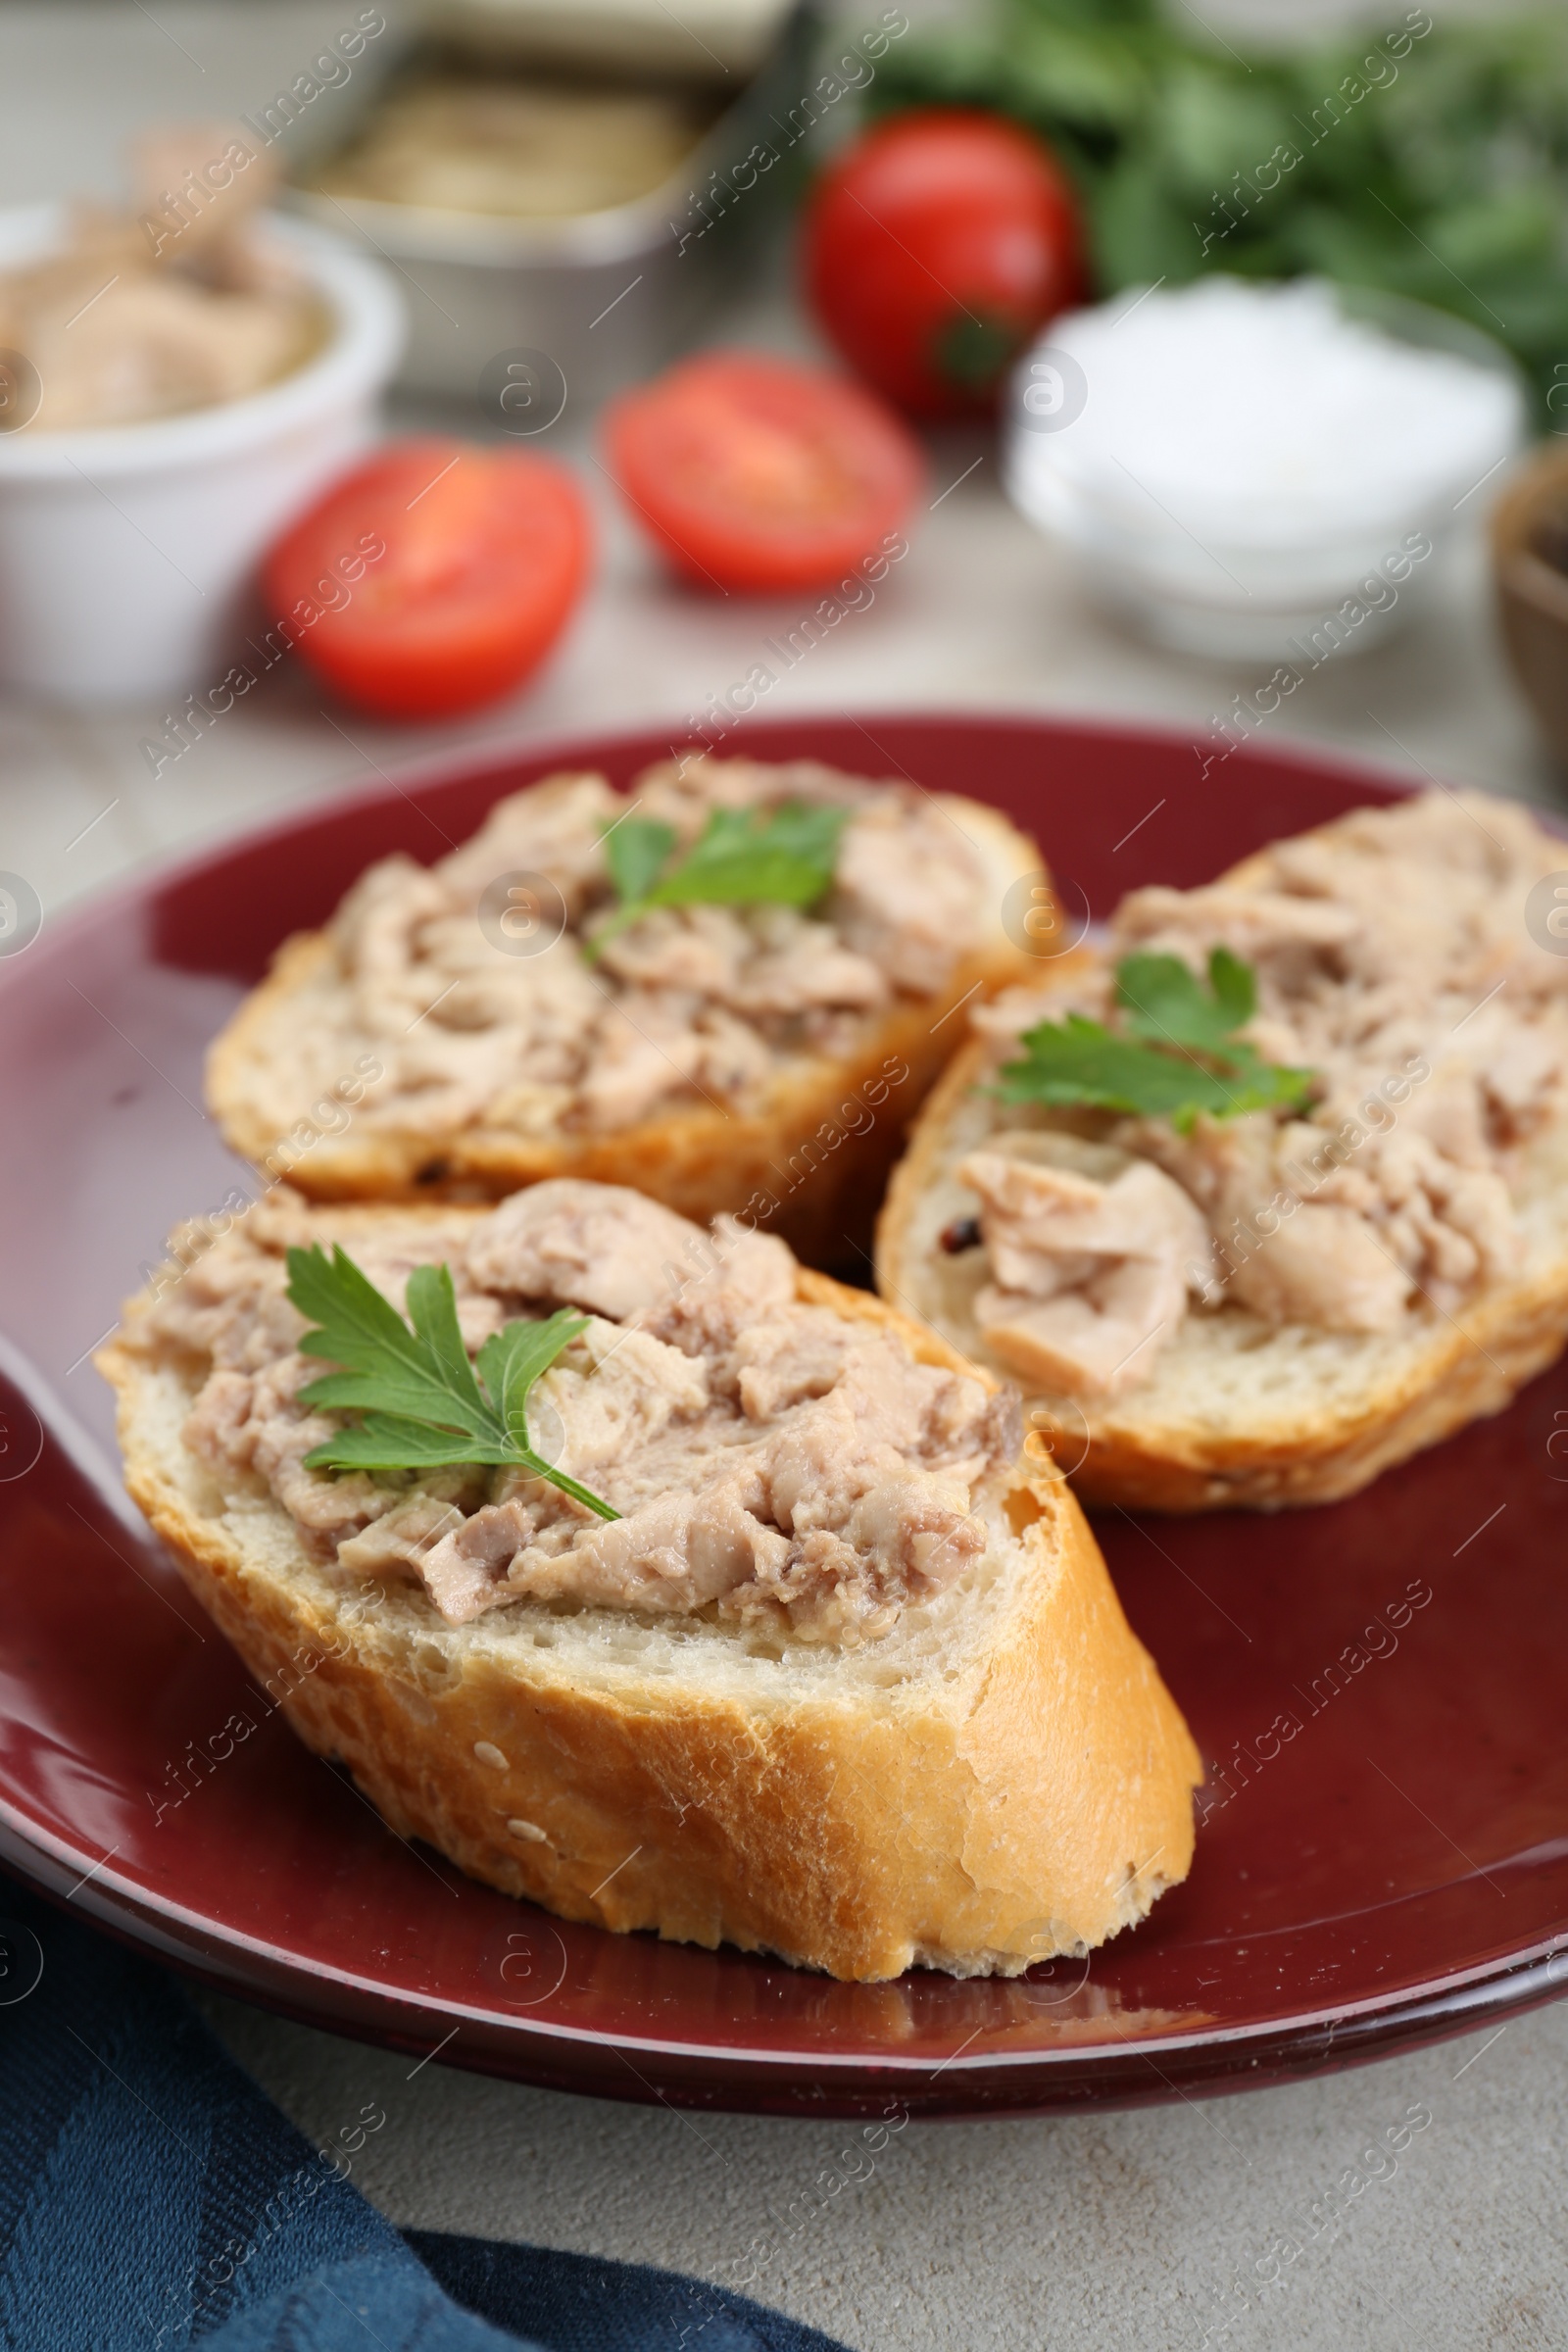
top-left (654, 802), bottom-right (849, 907)
top-left (1118, 947), bottom-right (1254, 1054)
top-left (285, 1244), bottom-right (618, 1520)
top-left (997, 948), bottom-right (1313, 1132)
top-left (604, 816), bottom-right (677, 908)
top-left (588, 801), bottom-right (849, 957)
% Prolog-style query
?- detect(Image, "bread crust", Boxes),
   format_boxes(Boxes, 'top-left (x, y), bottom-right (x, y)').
top-left (98, 1249), bottom-right (1200, 1983)
top-left (206, 797), bottom-right (1043, 1264)
top-left (879, 1018), bottom-right (1568, 1514)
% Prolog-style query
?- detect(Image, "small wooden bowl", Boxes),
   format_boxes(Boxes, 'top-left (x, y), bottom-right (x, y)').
top-left (1492, 440), bottom-right (1568, 766)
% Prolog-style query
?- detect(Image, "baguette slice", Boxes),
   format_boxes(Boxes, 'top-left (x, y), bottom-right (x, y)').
top-left (98, 1205), bottom-right (1200, 1983)
top-left (206, 767), bottom-right (1043, 1265)
top-left (878, 826), bottom-right (1568, 1513)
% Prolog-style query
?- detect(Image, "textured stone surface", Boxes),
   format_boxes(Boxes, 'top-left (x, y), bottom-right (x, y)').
top-left (199, 1989), bottom-right (1568, 2352)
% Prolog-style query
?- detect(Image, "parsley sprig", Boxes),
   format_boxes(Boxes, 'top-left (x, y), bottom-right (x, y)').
top-left (285, 1244), bottom-right (618, 1519)
top-left (997, 948), bottom-right (1314, 1133)
top-left (586, 801), bottom-right (849, 958)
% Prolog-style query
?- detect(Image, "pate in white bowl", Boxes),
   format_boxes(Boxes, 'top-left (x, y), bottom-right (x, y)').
top-left (0, 135), bottom-right (403, 708)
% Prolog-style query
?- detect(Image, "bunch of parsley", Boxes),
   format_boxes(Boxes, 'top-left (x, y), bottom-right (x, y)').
top-left (872, 0), bottom-right (1568, 414)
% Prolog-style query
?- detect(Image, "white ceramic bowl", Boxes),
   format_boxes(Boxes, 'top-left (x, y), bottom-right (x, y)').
top-left (0, 207), bottom-right (405, 708)
top-left (1003, 281), bottom-right (1528, 664)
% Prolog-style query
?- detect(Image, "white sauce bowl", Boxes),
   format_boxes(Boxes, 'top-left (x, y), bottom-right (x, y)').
top-left (0, 206), bottom-right (405, 708)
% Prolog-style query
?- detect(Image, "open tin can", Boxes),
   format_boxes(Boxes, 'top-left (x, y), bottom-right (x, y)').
top-left (284, 2), bottom-right (822, 412)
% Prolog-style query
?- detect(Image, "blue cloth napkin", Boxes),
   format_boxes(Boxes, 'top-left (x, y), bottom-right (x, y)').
top-left (0, 1875), bottom-right (853, 2352)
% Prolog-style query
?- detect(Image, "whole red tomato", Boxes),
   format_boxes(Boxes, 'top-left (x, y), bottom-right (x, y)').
top-left (803, 109), bottom-right (1088, 419)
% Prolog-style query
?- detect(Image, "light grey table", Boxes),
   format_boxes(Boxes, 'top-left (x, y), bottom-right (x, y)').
top-left (5, 10), bottom-right (1567, 2348)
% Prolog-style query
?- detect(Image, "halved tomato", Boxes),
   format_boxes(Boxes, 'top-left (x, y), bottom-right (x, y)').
top-left (602, 351), bottom-right (923, 595)
top-left (263, 438), bottom-right (591, 720)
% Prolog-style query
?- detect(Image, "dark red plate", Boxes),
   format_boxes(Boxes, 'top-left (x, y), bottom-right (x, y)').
top-left (3, 712), bottom-right (1566, 2118)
